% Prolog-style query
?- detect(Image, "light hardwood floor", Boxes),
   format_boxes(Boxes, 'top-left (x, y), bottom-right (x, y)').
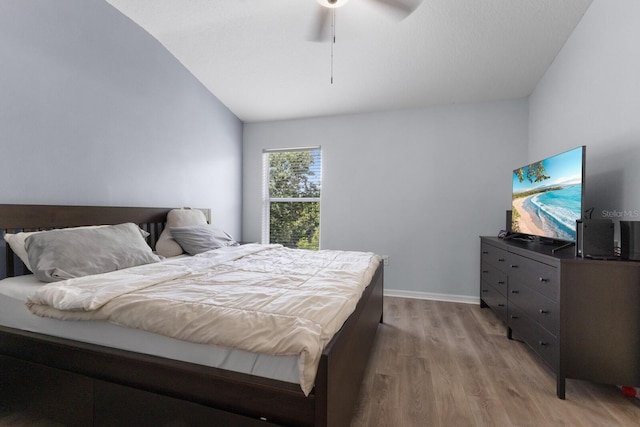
top-left (350, 297), bottom-right (640, 427)
top-left (2, 297), bottom-right (638, 426)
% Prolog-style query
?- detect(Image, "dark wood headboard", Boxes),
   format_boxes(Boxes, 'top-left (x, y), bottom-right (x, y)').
top-left (0, 204), bottom-right (211, 279)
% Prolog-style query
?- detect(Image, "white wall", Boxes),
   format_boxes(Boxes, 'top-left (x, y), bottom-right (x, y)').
top-left (244, 100), bottom-right (528, 300)
top-left (0, 0), bottom-right (243, 236)
top-left (529, 0), bottom-right (640, 229)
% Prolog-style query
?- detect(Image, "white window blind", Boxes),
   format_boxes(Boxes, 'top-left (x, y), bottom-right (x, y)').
top-left (262, 147), bottom-right (321, 249)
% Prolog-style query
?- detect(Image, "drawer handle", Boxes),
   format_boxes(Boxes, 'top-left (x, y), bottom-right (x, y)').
top-left (511, 290), bottom-right (519, 294)
top-left (497, 281), bottom-right (505, 285)
top-left (539, 309), bottom-right (549, 315)
top-left (539, 277), bottom-right (549, 283)
top-left (482, 289), bottom-right (489, 293)
top-left (482, 270), bottom-right (489, 273)
top-left (510, 264), bottom-right (519, 269)
top-left (482, 251), bottom-right (489, 255)
top-left (498, 304), bottom-right (505, 307)
top-left (538, 341), bottom-right (548, 347)
top-left (510, 315), bottom-right (518, 319)
top-left (497, 258), bottom-right (505, 262)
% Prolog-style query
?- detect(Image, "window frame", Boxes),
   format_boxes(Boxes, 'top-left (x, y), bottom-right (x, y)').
top-left (262, 146), bottom-right (322, 248)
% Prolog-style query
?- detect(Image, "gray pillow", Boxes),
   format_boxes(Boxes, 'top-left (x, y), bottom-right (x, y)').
top-left (25, 222), bottom-right (162, 282)
top-left (156, 208), bottom-right (208, 258)
top-left (170, 224), bottom-right (238, 255)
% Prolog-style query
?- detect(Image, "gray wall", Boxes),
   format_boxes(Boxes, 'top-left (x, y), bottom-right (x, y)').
top-left (0, 0), bottom-right (243, 237)
top-left (529, 0), bottom-right (640, 234)
top-left (243, 100), bottom-right (528, 300)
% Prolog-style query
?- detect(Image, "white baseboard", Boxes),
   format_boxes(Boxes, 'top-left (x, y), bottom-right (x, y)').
top-left (384, 289), bottom-right (479, 305)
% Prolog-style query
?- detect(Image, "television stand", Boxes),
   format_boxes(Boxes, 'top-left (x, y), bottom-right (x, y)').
top-left (503, 233), bottom-right (533, 241)
top-left (480, 236), bottom-right (640, 399)
top-left (551, 241), bottom-right (574, 254)
top-left (535, 237), bottom-right (575, 254)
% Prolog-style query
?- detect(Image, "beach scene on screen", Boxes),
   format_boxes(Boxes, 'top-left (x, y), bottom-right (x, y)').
top-left (511, 147), bottom-right (583, 242)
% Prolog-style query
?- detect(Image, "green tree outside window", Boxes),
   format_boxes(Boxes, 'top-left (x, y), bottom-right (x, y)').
top-left (264, 149), bottom-right (321, 249)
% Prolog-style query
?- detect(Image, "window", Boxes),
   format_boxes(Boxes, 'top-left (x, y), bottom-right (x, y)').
top-left (262, 147), bottom-right (321, 249)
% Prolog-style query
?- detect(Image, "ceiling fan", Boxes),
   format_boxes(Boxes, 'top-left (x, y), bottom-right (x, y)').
top-left (310, 0), bottom-right (423, 42)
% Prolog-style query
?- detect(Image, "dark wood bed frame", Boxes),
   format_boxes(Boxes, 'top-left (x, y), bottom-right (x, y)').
top-left (0, 204), bottom-right (384, 427)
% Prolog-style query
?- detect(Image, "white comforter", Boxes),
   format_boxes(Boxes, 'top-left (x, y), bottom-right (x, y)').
top-left (27, 244), bottom-right (381, 395)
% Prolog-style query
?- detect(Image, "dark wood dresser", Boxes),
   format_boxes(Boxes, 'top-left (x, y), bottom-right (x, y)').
top-left (480, 236), bottom-right (640, 399)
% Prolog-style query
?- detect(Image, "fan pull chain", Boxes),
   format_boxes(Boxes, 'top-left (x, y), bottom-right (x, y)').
top-left (330, 8), bottom-right (335, 84)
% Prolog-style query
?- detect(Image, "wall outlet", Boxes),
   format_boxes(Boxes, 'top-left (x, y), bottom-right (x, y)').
top-left (382, 255), bottom-right (389, 266)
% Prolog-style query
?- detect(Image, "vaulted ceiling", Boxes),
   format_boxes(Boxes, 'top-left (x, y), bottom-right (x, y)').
top-left (106, 0), bottom-right (593, 123)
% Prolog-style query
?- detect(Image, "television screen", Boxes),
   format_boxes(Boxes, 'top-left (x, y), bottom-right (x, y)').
top-left (511, 146), bottom-right (585, 242)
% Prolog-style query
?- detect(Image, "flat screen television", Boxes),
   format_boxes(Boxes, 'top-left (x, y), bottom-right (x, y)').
top-left (511, 146), bottom-right (585, 243)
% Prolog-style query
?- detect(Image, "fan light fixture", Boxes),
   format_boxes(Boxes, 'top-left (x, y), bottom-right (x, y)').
top-left (317, 0), bottom-right (350, 8)
top-left (314, 0), bottom-right (352, 84)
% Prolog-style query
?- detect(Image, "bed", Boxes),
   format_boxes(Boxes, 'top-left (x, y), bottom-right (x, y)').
top-left (0, 204), bottom-right (384, 427)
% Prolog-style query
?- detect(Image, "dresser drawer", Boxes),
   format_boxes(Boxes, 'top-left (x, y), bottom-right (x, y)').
top-left (508, 304), bottom-right (559, 372)
top-left (481, 281), bottom-right (508, 323)
top-left (481, 242), bottom-right (509, 272)
top-left (480, 262), bottom-right (508, 297)
top-left (508, 282), bottom-right (559, 336)
top-left (507, 253), bottom-right (558, 301)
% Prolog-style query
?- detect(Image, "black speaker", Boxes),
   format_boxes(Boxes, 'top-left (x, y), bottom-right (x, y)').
top-left (506, 210), bottom-right (512, 232)
top-left (575, 219), bottom-right (614, 258)
top-left (620, 221), bottom-right (640, 261)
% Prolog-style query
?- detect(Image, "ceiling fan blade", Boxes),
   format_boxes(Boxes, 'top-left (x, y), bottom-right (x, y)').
top-left (308, 5), bottom-right (332, 42)
top-left (367, 0), bottom-right (423, 19)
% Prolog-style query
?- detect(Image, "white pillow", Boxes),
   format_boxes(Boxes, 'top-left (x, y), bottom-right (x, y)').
top-left (156, 208), bottom-right (208, 258)
top-left (4, 225), bottom-right (150, 272)
top-left (4, 231), bottom-right (36, 271)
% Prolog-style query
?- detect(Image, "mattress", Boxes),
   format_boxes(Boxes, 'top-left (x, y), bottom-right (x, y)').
top-left (0, 274), bottom-right (300, 384)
